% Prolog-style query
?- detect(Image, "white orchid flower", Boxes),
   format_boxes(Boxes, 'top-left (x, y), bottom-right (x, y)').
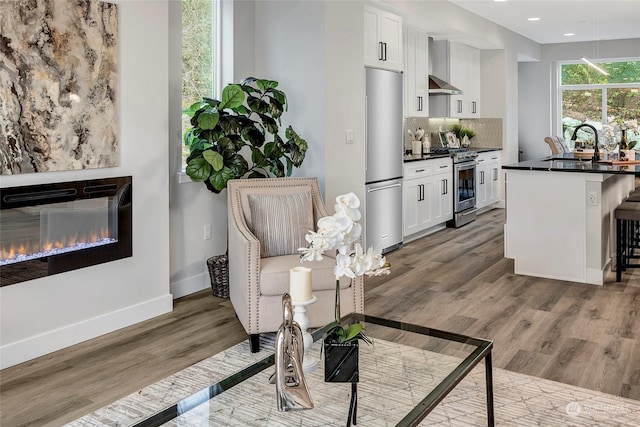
top-left (335, 192), bottom-right (361, 221)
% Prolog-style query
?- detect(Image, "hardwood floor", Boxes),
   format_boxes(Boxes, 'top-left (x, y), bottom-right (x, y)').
top-left (1, 208), bottom-right (639, 426)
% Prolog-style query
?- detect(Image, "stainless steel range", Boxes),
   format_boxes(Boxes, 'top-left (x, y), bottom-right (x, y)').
top-left (429, 147), bottom-right (478, 227)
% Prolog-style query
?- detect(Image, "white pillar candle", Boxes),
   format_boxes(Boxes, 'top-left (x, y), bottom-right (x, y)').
top-left (290, 266), bottom-right (312, 302)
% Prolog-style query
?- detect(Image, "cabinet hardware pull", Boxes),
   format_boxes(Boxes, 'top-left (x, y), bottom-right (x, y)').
top-left (480, 171), bottom-right (485, 184)
top-left (379, 42), bottom-right (384, 60)
top-left (417, 96), bottom-right (422, 111)
top-left (457, 100), bottom-right (462, 113)
top-left (493, 168), bottom-right (498, 181)
top-left (383, 42), bottom-right (387, 61)
top-left (439, 165), bottom-right (447, 168)
top-left (445, 179), bottom-right (448, 194)
top-left (472, 101), bottom-right (477, 114)
top-left (415, 169), bottom-right (425, 173)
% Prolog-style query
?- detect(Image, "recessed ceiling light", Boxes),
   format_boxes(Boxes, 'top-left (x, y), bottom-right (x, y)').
top-left (528, 17), bottom-right (540, 21)
top-left (564, 33), bottom-right (575, 36)
top-left (494, 0), bottom-right (507, 2)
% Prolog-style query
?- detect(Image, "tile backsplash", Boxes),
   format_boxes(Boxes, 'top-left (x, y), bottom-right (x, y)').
top-left (403, 117), bottom-right (503, 151)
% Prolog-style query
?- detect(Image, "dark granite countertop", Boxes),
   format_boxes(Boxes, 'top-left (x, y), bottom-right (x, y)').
top-left (503, 152), bottom-right (640, 175)
top-left (403, 147), bottom-right (502, 163)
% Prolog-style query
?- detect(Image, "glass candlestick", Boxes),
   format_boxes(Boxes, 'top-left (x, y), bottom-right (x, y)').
top-left (292, 295), bottom-right (318, 373)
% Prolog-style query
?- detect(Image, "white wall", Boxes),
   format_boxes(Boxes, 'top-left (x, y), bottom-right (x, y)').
top-left (518, 38), bottom-right (640, 161)
top-left (0, 0), bottom-right (172, 368)
top-left (253, 1), bottom-right (326, 190)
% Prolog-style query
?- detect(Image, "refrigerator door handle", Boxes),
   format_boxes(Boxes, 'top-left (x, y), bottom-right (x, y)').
top-left (367, 183), bottom-right (402, 193)
top-left (364, 95), bottom-right (368, 177)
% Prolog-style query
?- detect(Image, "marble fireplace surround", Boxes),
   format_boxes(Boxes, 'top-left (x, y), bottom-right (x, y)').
top-left (0, 176), bottom-right (132, 286)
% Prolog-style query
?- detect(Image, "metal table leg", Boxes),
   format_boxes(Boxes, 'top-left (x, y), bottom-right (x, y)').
top-left (485, 351), bottom-right (495, 426)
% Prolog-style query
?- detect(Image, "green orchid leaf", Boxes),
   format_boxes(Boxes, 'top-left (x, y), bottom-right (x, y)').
top-left (203, 150), bottom-right (224, 171)
top-left (219, 84), bottom-right (245, 110)
top-left (343, 324), bottom-right (363, 342)
top-left (209, 166), bottom-right (235, 191)
top-left (185, 158), bottom-right (212, 182)
top-left (197, 109), bottom-right (219, 130)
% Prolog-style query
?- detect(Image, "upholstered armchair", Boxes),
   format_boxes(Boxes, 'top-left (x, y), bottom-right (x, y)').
top-left (227, 177), bottom-right (365, 352)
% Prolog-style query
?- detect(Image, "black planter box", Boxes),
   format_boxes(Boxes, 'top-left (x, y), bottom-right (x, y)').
top-left (323, 339), bottom-right (359, 383)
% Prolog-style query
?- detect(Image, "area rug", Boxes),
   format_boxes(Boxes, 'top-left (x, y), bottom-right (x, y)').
top-left (67, 334), bottom-right (640, 426)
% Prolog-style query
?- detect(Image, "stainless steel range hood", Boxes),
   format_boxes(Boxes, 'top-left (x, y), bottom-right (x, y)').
top-left (428, 37), bottom-right (463, 95)
top-left (429, 74), bottom-right (462, 95)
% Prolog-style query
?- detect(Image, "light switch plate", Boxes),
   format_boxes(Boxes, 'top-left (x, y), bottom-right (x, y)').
top-left (346, 129), bottom-right (355, 144)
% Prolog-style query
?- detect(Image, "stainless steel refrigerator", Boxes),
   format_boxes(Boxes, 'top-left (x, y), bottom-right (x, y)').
top-left (365, 67), bottom-right (403, 254)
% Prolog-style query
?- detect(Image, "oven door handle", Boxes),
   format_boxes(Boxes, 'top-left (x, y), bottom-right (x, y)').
top-left (456, 163), bottom-right (476, 171)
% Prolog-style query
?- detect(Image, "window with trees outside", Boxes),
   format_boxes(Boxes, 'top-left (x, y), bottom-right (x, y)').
top-left (182, 0), bottom-right (218, 164)
top-left (560, 60), bottom-right (640, 150)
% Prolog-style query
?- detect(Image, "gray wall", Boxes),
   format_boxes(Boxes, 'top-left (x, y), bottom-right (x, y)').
top-left (518, 38), bottom-right (640, 161)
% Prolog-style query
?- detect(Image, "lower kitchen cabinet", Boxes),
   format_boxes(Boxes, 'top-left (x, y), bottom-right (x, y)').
top-left (403, 158), bottom-right (452, 237)
top-left (475, 151), bottom-right (502, 209)
top-left (403, 175), bottom-right (433, 236)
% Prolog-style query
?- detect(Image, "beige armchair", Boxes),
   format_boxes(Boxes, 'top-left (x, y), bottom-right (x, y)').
top-left (227, 177), bottom-right (364, 352)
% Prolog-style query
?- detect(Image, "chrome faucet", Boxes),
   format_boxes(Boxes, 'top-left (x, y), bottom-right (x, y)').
top-left (571, 123), bottom-right (599, 163)
top-left (273, 294), bottom-right (314, 411)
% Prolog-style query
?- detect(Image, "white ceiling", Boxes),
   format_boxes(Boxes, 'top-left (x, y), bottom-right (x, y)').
top-left (449, 0), bottom-right (640, 45)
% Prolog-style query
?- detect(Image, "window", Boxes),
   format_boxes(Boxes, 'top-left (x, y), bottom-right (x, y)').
top-left (182, 0), bottom-right (218, 164)
top-left (559, 60), bottom-right (640, 148)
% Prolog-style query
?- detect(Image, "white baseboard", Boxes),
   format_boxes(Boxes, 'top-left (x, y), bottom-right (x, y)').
top-left (170, 272), bottom-right (210, 299)
top-left (0, 294), bottom-right (173, 369)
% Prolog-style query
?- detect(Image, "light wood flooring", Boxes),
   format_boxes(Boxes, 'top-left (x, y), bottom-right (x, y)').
top-left (1, 209), bottom-right (639, 426)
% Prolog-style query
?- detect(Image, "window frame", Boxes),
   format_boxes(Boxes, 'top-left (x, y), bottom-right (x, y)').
top-left (180, 0), bottom-right (221, 176)
top-left (555, 58), bottom-right (640, 137)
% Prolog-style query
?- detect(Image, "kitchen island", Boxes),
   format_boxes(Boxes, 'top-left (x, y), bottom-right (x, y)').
top-left (503, 153), bottom-right (637, 285)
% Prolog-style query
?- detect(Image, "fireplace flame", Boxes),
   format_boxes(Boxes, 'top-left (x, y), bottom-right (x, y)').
top-left (1, 227), bottom-right (115, 264)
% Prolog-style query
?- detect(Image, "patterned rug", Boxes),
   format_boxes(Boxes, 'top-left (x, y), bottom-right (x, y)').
top-left (67, 334), bottom-right (640, 426)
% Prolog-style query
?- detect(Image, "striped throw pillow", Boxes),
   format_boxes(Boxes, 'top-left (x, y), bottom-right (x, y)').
top-left (248, 191), bottom-right (314, 258)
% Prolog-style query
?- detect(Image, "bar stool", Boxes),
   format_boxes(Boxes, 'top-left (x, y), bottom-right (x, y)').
top-left (615, 201), bottom-right (640, 281)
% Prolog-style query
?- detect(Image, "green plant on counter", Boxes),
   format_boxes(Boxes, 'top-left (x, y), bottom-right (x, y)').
top-left (449, 125), bottom-right (476, 140)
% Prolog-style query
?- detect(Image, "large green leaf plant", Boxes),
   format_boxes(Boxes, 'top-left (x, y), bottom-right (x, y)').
top-left (183, 77), bottom-right (308, 193)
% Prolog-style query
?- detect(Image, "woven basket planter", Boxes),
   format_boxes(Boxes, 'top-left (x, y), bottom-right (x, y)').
top-left (206, 254), bottom-right (229, 298)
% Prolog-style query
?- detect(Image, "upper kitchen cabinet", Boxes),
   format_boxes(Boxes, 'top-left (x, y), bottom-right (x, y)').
top-left (403, 27), bottom-right (429, 117)
top-left (430, 41), bottom-right (481, 118)
top-left (364, 5), bottom-right (403, 72)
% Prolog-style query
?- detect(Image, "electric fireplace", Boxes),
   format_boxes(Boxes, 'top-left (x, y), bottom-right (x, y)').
top-left (0, 176), bottom-right (132, 286)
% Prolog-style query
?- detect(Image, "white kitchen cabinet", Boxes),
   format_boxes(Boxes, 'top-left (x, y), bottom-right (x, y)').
top-left (433, 158), bottom-right (453, 224)
top-left (403, 27), bottom-right (428, 117)
top-left (403, 157), bottom-right (453, 237)
top-left (433, 41), bottom-right (481, 118)
top-left (476, 151), bottom-right (501, 209)
top-left (364, 5), bottom-right (403, 72)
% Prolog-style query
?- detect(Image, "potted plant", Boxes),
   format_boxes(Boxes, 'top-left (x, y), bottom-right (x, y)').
top-left (183, 77), bottom-right (308, 193)
top-left (299, 193), bottom-right (390, 382)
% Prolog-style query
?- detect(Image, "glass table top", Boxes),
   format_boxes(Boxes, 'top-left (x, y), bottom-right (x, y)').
top-left (132, 314), bottom-right (493, 427)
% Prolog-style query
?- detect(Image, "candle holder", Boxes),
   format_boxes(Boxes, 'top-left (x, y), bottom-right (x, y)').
top-left (292, 295), bottom-right (318, 373)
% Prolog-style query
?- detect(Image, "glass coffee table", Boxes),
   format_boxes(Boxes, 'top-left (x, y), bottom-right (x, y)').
top-left (133, 314), bottom-right (494, 427)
